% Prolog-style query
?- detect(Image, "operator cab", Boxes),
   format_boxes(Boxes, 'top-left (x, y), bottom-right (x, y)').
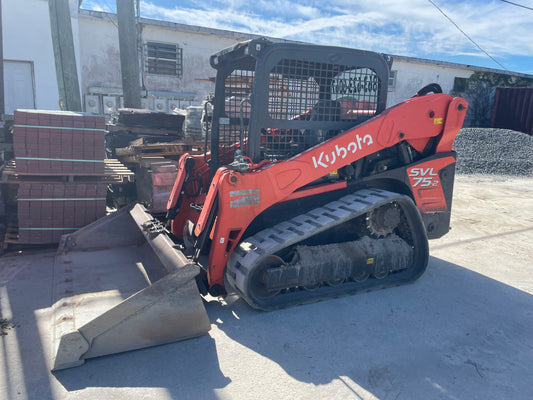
top-left (208, 39), bottom-right (392, 176)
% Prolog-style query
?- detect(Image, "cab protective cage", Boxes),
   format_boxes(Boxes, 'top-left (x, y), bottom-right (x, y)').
top-left (208, 38), bottom-right (392, 175)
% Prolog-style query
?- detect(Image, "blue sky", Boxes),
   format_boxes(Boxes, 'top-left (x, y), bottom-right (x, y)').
top-left (82, 0), bottom-right (533, 75)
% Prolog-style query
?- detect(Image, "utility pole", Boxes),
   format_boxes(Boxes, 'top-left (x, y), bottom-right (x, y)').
top-left (116, 0), bottom-right (141, 108)
top-left (48, 0), bottom-right (82, 111)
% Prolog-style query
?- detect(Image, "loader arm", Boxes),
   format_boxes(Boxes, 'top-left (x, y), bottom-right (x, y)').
top-left (195, 93), bottom-right (467, 289)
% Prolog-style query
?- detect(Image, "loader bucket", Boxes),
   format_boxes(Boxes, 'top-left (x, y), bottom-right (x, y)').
top-left (51, 204), bottom-right (211, 371)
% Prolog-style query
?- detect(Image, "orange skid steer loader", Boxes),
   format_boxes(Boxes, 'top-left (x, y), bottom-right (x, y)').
top-left (51, 39), bottom-right (467, 370)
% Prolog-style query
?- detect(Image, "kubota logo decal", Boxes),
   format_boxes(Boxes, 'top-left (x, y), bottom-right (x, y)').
top-left (408, 167), bottom-right (440, 187)
top-left (312, 134), bottom-right (374, 169)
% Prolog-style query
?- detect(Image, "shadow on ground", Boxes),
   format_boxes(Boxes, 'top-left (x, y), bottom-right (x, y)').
top-left (206, 256), bottom-right (533, 399)
top-left (3, 252), bottom-right (532, 400)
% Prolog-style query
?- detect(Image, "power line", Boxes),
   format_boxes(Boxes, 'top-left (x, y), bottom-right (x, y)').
top-left (499, 0), bottom-right (533, 11)
top-left (427, 0), bottom-right (508, 71)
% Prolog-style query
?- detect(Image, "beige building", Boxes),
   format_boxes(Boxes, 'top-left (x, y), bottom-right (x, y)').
top-left (2, 1), bottom-right (532, 121)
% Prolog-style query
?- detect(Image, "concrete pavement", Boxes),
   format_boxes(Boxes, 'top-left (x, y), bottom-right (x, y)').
top-left (1, 175), bottom-right (532, 400)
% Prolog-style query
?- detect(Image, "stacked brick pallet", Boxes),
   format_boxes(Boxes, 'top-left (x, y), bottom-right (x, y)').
top-left (12, 110), bottom-right (108, 244)
top-left (13, 110), bottom-right (105, 174)
top-left (135, 158), bottom-right (178, 213)
top-left (150, 161), bottom-right (179, 212)
top-left (17, 183), bottom-right (108, 244)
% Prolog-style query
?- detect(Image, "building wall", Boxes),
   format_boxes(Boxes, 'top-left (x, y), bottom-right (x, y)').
top-left (78, 13), bottom-right (122, 95)
top-left (387, 58), bottom-right (473, 106)
top-left (2, 0), bottom-right (82, 113)
top-left (78, 12), bottom-right (483, 115)
top-left (76, 10), bottom-right (533, 121)
top-left (140, 24), bottom-right (245, 98)
top-left (78, 12), bottom-right (254, 113)
top-left (3, 5), bottom-right (531, 119)
top-left (2, 0), bottom-right (59, 112)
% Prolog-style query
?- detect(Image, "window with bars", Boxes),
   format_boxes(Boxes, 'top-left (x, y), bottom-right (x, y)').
top-left (145, 42), bottom-right (183, 76)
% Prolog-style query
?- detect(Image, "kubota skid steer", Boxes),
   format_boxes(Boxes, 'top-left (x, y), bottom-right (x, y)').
top-left (51, 38), bottom-right (467, 370)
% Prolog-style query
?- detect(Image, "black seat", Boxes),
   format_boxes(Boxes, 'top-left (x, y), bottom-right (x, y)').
top-left (304, 100), bottom-right (342, 147)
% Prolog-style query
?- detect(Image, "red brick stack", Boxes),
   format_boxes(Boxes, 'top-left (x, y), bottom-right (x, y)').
top-left (151, 161), bottom-right (179, 212)
top-left (135, 159), bottom-right (178, 213)
top-left (13, 110), bottom-right (105, 174)
top-left (12, 110), bottom-right (108, 244)
top-left (17, 183), bottom-right (108, 243)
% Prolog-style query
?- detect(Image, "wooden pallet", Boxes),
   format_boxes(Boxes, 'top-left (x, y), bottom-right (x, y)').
top-left (107, 124), bottom-right (184, 137)
top-left (116, 140), bottom-right (205, 158)
top-left (0, 159), bottom-right (135, 183)
top-left (3, 222), bottom-right (19, 245)
top-left (1, 222), bottom-right (58, 254)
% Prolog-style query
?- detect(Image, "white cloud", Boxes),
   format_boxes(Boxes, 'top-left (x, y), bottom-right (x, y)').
top-left (82, 0), bottom-right (113, 13)
top-left (82, 0), bottom-right (533, 73)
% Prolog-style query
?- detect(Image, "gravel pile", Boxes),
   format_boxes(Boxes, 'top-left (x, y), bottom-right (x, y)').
top-left (454, 128), bottom-right (533, 176)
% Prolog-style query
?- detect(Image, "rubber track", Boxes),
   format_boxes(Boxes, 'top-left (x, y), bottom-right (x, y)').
top-left (226, 188), bottom-right (429, 310)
